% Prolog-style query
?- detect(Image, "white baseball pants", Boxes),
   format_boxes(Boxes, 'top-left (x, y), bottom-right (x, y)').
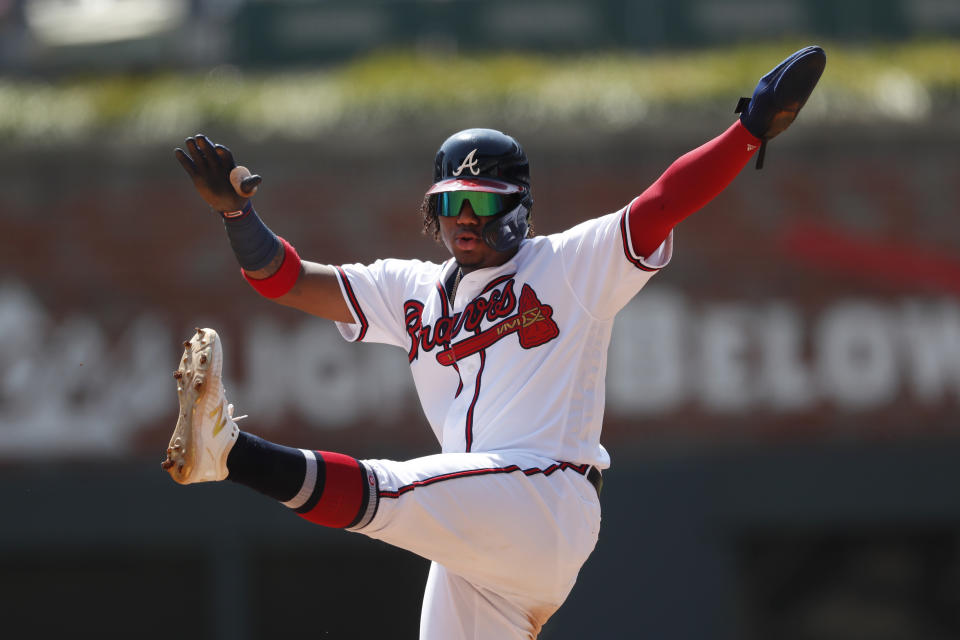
top-left (355, 451), bottom-right (601, 639)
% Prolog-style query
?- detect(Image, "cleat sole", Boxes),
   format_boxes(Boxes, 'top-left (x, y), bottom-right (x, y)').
top-left (163, 327), bottom-right (226, 484)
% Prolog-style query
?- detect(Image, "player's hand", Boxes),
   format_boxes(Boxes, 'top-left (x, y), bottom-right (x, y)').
top-left (174, 135), bottom-right (262, 214)
top-left (737, 45), bottom-right (826, 141)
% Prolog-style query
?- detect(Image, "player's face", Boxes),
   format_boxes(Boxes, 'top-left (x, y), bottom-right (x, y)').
top-left (438, 199), bottom-right (516, 273)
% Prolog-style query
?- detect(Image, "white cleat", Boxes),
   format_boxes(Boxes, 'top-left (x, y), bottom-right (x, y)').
top-left (162, 327), bottom-right (242, 484)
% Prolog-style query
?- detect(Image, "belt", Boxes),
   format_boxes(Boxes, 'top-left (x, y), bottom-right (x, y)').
top-left (586, 465), bottom-right (603, 497)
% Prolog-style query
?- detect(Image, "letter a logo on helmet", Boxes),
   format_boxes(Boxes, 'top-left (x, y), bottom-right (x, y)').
top-left (452, 149), bottom-right (481, 176)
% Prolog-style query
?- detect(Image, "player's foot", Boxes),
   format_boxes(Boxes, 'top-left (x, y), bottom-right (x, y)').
top-left (161, 327), bottom-right (244, 484)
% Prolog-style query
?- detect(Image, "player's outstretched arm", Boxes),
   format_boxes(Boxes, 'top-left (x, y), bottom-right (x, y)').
top-left (626, 46), bottom-right (825, 258)
top-left (174, 134), bottom-right (353, 323)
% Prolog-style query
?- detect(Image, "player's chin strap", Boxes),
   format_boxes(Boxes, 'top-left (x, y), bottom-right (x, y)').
top-left (482, 201), bottom-right (531, 253)
top-left (735, 97), bottom-right (767, 170)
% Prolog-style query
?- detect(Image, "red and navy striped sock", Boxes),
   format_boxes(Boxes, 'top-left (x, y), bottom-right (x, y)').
top-left (226, 432), bottom-right (378, 529)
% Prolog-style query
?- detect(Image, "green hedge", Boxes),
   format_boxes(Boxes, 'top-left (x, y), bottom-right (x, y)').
top-left (2, 40), bottom-right (956, 144)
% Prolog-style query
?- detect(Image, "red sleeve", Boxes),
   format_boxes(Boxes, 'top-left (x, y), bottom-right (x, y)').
top-left (627, 120), bottom-right (760, 259)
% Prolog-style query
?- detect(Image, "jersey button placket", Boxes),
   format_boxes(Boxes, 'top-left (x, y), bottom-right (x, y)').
top-left (450, 278), bottom-right (482, 392)
top-left (457, 357), bottom-right (478, 376)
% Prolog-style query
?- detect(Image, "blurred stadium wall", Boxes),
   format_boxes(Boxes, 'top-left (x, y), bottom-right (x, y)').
top-left (2, 0), bottom-right (960, 72)
top-left (1, 2), bottom-right (959, 639)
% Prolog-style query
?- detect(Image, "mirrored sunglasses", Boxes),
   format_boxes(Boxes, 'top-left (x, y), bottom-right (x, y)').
top-left (437, 191), bottom-right (512, 218)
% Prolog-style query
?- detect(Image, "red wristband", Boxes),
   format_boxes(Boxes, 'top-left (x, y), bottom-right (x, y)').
top-left (242, 237), bottom-right (302, 299)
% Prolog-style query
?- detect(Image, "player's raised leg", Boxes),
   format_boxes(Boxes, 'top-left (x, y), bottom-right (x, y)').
top-left (159, 329), bottom-right (598, 637)
top-left (161, 328), bottom-right (376, 528)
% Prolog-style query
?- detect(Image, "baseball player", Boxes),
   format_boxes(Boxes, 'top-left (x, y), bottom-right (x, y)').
top-left (164, 47), bottom-right (825, 638)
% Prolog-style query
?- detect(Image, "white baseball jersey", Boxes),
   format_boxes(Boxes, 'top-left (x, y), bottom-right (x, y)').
top-left (330, 201), bottom-right (672, 639)
top-left (334, 201), bottom-right (673, 468)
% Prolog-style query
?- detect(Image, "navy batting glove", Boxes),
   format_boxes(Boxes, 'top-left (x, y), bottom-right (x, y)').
top-left (175, 135), bottom-right (262, 214)
top-left (736, 46), bottom-right (826, 168)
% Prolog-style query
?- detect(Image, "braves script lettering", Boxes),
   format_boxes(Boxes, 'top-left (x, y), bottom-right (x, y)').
top-left (404, 280), bottom-right (559, 364)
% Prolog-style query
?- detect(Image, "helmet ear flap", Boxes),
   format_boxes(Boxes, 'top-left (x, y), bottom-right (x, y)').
top-left (482, 201), bottom-right (530, 253)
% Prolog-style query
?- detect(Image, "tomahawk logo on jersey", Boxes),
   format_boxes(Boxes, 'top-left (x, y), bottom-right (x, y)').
top-left (333, 205), bottom-right (672, 461)
top-left (403, 278), bottom-right (559, 365)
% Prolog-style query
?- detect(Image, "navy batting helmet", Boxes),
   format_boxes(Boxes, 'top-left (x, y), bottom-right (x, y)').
top-left (425, 128), bottom-right (532, 253)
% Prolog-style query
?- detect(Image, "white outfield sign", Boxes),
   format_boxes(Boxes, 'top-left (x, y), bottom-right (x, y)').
top-left (0, 280), bottom-right (958, 457)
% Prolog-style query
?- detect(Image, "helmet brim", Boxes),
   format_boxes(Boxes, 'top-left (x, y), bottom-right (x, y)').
top-left (425, 177), bottom-right (525, 196)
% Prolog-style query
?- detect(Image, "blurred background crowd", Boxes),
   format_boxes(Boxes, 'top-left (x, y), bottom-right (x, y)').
top-left (1, 1), bottom-right (959, 638)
